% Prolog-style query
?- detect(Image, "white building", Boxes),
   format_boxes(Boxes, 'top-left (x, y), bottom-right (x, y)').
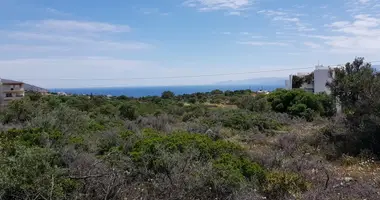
top-left (286, 65), bottom-right (333, 94)
top-left (286, 65), bottom-right (342, 113)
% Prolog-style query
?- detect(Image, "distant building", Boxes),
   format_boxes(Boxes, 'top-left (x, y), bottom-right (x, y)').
top-left (57, 92), bottom-right (68, 96)
top-left (285, 65), bottom-right (341, 113)
top-left (286, 65), bottom-right (334, 94)
top-left (0, 79), bottom-right (25, 106)
top-left (256, 90), bottom-right (270, 95)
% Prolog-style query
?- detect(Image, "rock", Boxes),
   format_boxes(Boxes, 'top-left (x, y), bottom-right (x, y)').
top-left (343, 177), bottom-right (354, 182)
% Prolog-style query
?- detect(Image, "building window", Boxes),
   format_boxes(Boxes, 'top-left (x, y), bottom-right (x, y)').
top-left (6, 93), bottom-right (12, 97)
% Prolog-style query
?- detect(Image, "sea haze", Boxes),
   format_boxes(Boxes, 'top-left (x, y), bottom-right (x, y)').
top-left (50, 84), bottom-right (284, 98)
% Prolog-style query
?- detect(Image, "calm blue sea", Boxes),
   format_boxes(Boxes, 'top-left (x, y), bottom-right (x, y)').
top-left (50, 85), bottom-right (283, 98)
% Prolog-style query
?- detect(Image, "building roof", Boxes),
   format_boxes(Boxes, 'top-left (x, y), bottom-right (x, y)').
top-left (1, 79), bottom-right (24, 85)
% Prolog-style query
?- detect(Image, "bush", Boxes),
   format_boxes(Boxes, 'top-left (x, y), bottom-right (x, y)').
top-left (264, 171), bottom-right (309, 199)
top-left (161, 91), bottom-right (175, 99)
top-left (0, 145), bottom-right (74, 200)
top-left (325, 58), bottom-right (380, 156)
top-left (0, 88), bottom-right (323, 199)
top-left (127, 130), bottom-right (275, 198)
top-left (119, 103), bottom-right (138, 120)
top-left (213, 153), bottom-right (266, 186)
top-left (130, 130), bottom-right (243, 163)
top-left (3, 98), bottom-right (36, 123)
top-left (28, 104), bottom-right (91, 136)
top-left (268, 89), bottom-right (335, 120)
top-left (211, 89), bottom-right (223, 95)
top-left (218, 110), bottom-right (282, 131)
top-left (237, 95), bottom-right (270, 112)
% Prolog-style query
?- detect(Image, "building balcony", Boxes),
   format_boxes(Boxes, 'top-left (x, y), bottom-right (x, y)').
top-left (2, 88), bottom-right (24, 93)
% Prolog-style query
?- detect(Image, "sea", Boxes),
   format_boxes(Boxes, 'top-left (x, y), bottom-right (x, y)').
top-left (50, 85), bottom-right (283, 98)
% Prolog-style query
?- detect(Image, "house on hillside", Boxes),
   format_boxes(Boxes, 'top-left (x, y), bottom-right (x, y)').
top-left (0, 79), bottom-right (25, 106)
top-left (285, 65), bottom-right (334, 94)
top-left (285, 65), bottom-right (341, 113)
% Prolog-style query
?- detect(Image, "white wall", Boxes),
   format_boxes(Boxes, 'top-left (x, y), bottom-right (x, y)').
top-left (314, 68), bottom-right (331, 94)
top-left (285, 75), bottom-right (293, 90)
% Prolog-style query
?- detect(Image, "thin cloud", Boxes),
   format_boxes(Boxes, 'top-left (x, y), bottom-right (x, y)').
top-left (24, 19), bottom-right (131, 33)
top-left (183, 0), bottom-right (252, 11)
top-left (139, 8), bottom-right (170, 16)
top-left (257, 9), bottom-right (314, 32)
top-left (273, 16), bottom-right (300, 22)
top-left (0, 44), bottom-right (70, 52)
top-left (257, 10), bottom-right (286, 16)
top-left (345, 0), bottom-right (380, 15)
top-left (227, 11), bottom-right (241, 15)
top-left (238, 41), bottom-right (289, 46)
top-left (0, 17), bottom-right (152, 60)
top-left (3, 31), bottom-right (152, 50)
top-left (0, 57), bottom-right (154, 88)
top-left (45, 8), bottom-right (72, 17)
top-left (288, 52), bottom-right (301, 55)
top-left (251, 35), bottom-right (264, 39)
top-left (303, 42), bottom-right (321, 48)
top-left (358, 0), bottom-right (371, 4)
top-left (302, 14), bottom-right (380, 54)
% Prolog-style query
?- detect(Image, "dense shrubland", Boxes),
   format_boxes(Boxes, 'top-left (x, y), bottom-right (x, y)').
top-left (1, 58), bottom-right (380, 200)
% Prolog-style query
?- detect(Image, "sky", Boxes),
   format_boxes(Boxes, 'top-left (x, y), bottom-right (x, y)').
top-left (1, 0), bottom-right (380, 88)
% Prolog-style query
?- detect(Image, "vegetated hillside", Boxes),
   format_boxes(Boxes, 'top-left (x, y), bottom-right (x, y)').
top-left (0, 58), bottom-right (380, 200)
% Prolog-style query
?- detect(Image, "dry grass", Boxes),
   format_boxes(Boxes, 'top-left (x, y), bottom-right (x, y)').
top-left (233, 120), bottom-right (380, 199)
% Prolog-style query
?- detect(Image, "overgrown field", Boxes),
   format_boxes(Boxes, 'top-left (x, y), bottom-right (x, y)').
top-left (1, 58), bottom-right (380, 200)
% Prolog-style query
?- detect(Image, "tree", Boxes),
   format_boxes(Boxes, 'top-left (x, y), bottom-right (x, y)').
top-left (327, 57), bottom-right (380, 155)
top-left (267, 88), bottom-right (334, 119)
top-left (161, 91), bottom-right (175, 99)
top-left (327, 57), bottom-right (376, 112)
top-left (292, 73), bottom-right (314, 89)
top-left (119, 103), bottom-right (137, 120)
top-left (211, 89), bottom-right (223, 95)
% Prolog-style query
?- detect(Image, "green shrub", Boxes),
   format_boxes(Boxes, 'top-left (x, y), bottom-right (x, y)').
top-left (28, 104), bottom-right (91, 136)
top-left (237, 95), bottom-right (270, 112)
top-left (161, 91), bottom-right (175, 99)
top-left (264, 171), bottom-right (310, 199)
top-left (130, 130), bottom-right (243, 163)
top-left (119, 103), bottom-right (138, 120)
top-left (213, 153), bottom-right (266, 185)
top-left (3, 98), bottom-right (36, 123)
top-left (96, 104), bottom-right (118, 116)
top-left (0, 145), bottom-right (74, 199)
top-left (268, 89), bottom-right (335, 120)
top-left (216, 110), bottom-right (282, 131)
top-left (128, 130), bottom-right (270, 197)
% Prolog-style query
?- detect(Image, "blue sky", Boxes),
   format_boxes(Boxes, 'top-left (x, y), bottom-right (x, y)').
top-left (1, 0), bottom-right (380, 88)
